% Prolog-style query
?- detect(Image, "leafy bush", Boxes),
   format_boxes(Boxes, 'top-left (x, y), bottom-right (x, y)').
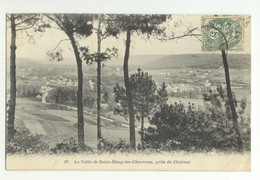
top-left (50, 138), bottom-right (93, 154)
top-left (203, 87), bottom-right (251, 151)
top-left (46, 85), bottom-right (96, 109)
top-left (142, 86), bottom-right (250, 152)
top-left (6, 128), bottom-right (49, 154)
top-left (46, 86), bottom-right (77, 105)
top-left (142, 103), bottom-right (215, 151)
top-left (17, 84), bottom-right (42, 97)
top-left (98, 138), bottom-right (130, 153)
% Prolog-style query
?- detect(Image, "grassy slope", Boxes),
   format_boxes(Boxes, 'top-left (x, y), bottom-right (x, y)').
top-left (15, 97), bottom-right (140, 147)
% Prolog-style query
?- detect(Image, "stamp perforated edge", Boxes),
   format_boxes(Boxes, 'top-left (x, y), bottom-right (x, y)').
top-left (201, 15), bottom-right (245, 52)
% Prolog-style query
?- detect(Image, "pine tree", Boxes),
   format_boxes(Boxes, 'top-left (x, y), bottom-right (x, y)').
top-left (45, 14), bottom-right (94, 146)
top-left (114, 68), bottom-right (161, 145)
top-left (108, 14), bottom-right (167, 150)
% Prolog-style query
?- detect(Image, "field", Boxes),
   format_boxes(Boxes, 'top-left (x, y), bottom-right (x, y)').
top-left (11, 54), bottom-right (251, 148)
top-left (14, 97), bottom-right (140, 147)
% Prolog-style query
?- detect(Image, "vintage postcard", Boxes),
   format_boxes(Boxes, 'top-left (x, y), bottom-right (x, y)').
top-left (5, 14), bottom-right (251, 171)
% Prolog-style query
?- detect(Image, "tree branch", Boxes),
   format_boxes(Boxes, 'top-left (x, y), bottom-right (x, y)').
top-left (16, 19), bottom-right (38, 31)
top-left (24, 29), bottom-right (33, 41)
top-left (15, 14), bottom-right (38, 26)
top-left (160, 27), bottom-right (202, 42)
top-left (44, 14), bottom-right (67, 34)
top-left (169, 33), bottom-right (202, 41)
top-left (53, 39), bottom-right (70, 51)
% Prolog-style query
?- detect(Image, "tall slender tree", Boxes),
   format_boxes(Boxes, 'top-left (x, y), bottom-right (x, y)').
top-left (45, 14), bottom-right (93, 146)
top-left (95, 15), bottom-right (118, 141)
top-left (108, 14), bottom-right (167, 150)
top-left (7, 14), bottom-right (17, 141)
top-left (221, 50), bottom-right (243, 149)
top-left (6, 14), bottom-right (46, 141)
top-left (163, 16), bottom-right (250, 150)
top-left (201, 18), bottom-right (244, 150)
top-left (96, 16), bottom-right (102, 141)
top-left (79, 14), bottom-right (118, 144)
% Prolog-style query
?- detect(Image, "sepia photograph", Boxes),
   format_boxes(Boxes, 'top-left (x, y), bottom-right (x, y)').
top-left (4, 13), bottom-right (252, 171)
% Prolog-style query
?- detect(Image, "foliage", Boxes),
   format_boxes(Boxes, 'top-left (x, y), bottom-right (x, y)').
top-left (46, 86), bottom-right (77, 105)
top-left (130, 68), bottom-right (158, 120)
top-left (46, 49), bottom-right (64, 62)
top-left (143, 86), bottom-right (250, 152)
top-left (46, 84), bottom-right (96, 109)
top-left (45, 14), bottom-right (94, 62)
top-left (203, 86), bottom-right (251, 150)
top-left (17, 84), bottom-right (42, 97)
top-left (114, 68), bottom-right (169, 145)
top-left (80, 46), bottom-right (118, 65)
top-left (105, 93), bottom-right (118, 112)
top-left (83, 92), bottom-right (96, 109)
top-left (109, 14), bottom-right (169, 150)
top-left (7, 13), bottom-right (50, 141)
top-left (6, 14), bottom-right (50, 41)
top-left (6, 128), bottom-right (49, 154)
top-left (46, 14), bottom-right (93, 37)
top-left (143, 103), bottom-right (211, 151)
top-left (106, 14), bottom-right (168, 36)
top-left (102, 90), bottom-right (109, 103)
top-left (170, 88), bottom-right (201, 99)
top-left (157, 82), bottom-right (168, 106)
top-left (50, 138), bottom-right (93, 154)
top-left (114, 68), bottom-right (163, 120)
top-left (45, 14), bottom-right (95, 145)
top-left (98, 138), bottom-right (130, 153)
top-left (83, 82), bottom-right (96, 109)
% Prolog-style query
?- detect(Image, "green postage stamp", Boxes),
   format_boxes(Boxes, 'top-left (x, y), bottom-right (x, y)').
top-left (201, 15), bottom-right (244, 51)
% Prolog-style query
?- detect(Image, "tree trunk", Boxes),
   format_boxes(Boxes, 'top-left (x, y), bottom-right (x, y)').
top-left (69, 34), bottom-right (85, 146)
top-left (123, 29), bottom-right (136, 151)
top-left (221, 50), bottom-right (243, 150)
top-left (97, 19), bottom-right (102, 142)
top-left (8, 14), bottom-right (17, 141)
top-left (141, 114), bottom-right (144, 146)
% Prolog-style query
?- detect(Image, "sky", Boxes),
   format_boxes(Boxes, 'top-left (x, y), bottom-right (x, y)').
top-left (6, 14), bottom-right (251, 64)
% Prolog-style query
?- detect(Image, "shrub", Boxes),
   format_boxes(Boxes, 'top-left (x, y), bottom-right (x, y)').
top-left (17, 84), bottom-right (42, 97)
top-left (50, 138), bottom-right (93, 154)
top-left (142, 103), bottom-right (214, 151)
top-left (46, 86), bottom-right (77, 104)
top-left (98, 138), bottom-right (130, 153)
top-left (46, 85), bottom-right (96, 109)
top-left (142, 87), bottom-right (250, 152)
top-left (6, 128), bottom-right (49, 154)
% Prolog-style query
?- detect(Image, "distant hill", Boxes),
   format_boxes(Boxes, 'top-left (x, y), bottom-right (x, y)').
top-left (15, 54), bottom-right (251, 71)
top-left (15, 58), bottom-right (40, 66)
top-left (107, 54), bottom-right (251, 70)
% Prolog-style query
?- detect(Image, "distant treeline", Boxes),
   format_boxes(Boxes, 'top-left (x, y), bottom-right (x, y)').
top-left (17, 84), bottom-right (41, 97)
top-left (108, 54), bottom-right (251, 70)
